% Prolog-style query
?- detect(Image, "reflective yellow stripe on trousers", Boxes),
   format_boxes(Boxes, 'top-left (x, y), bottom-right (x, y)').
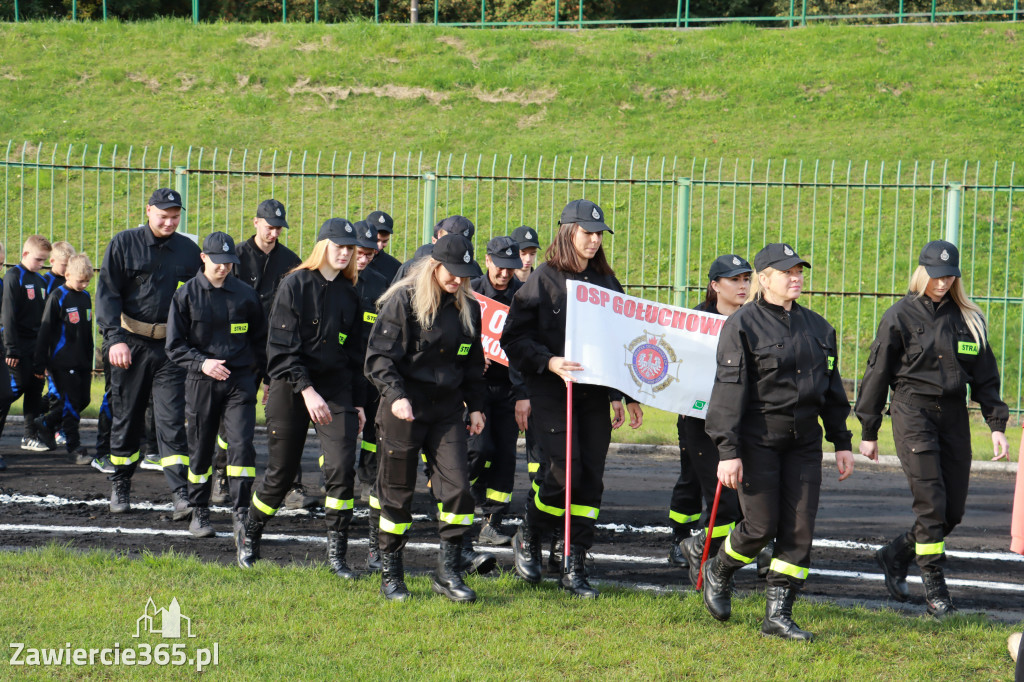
top-left (486, 489), bottom-right (512, 504)
top-left (570, 504), bottom-right (599, 520)
top-left (379, 516), bottom-right (411, 535)
top-left (724, 534), bottom-right (755, 564)
top-left (160, 455), bottom-right (189, 468)
top-left (438, 509), bottom-right (474, 526)
top-left (532, 480), bottom-right (565, 517)
top-left (916, 541), bottom-right (945, 555)
top-left (109, 451), bottom-right (140, 466)
top-left (217, 435), bottom-right (228, 450)
top-left (325, 497), bottom-right (354, 511)
top-left (252, 494), bottom-right (277, 517)
top-left (187, 466), bottom-right (213, 484)
top-left (226, 465), bottom-right (255, 478)
top-left (709, 521), bottom-right (736, 539)
top-left (769, 558), bottom-right (809, 580)
top-left (669, 510), bottom-right (700, 525)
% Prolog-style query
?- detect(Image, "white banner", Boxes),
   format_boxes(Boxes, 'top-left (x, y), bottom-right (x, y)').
top-left (564, 281), bottom-right (726, 418)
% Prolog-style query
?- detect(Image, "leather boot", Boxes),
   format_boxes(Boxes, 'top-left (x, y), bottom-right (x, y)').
top-left (761, 585), bottom-right (815, 641)
top-left (513, 525), bottom-right (543, 584)
top-left (681, 530), bottom-right (706, 586)
top-left (561, 545), bottom-right (599, 598)
top-left (460, 533), bottom-right (497, 575)
top-left (875, 532), bottom-right (913, 602)
top-left (668, 534), bottom-right (689, 568)
top-left (548, 536), bottom-right (564, 574)
top-left (922, 567), bottom-right (957, 619)
top-left (366, 524), bottom-right (382, 572)
top-left (109, 479), bottom-right (131, 514)
top-left (702, 556), bottom-right (740, 622)
top-left (235, 512), bottom-right (264, 569)
top-left (757, 539), bottom-right (775, 580)
top-left (381, 550), bottom-right (410, 601)
top-left (478, 513), bottom-right (512, 546)
top-left (431, 540), bottom-right (477, 603)
top-left (327, 530), bottom-right (358, 580)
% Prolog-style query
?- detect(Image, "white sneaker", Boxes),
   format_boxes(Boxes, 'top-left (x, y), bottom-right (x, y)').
top-left (139, 454), bottom-right (163, 471)
top-left (1010, 632), bottom-right (1021, 663)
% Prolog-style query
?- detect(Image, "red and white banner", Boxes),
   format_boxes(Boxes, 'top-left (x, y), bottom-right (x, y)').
top-left (564, 282), bottom-right (726, 417)
top-left (473, 291), bottom-right (509, 367)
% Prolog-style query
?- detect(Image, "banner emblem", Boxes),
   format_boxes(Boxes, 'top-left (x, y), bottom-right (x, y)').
top-left (625, 333), bottom-right (678, 393)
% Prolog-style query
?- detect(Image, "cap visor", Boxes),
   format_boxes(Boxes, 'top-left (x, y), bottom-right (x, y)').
top-left (924, 264), bottom-right (961, 278)
top-left (577, 220), bottom-right (613, 234)
top-left (771, 256), bottom-right (811, 271)
top-left (517, 240), bottom-right (541, 249)
top-left (490, 256), bottom-right (523, 269)
top-left (713, 266), bottom-right (753, 280)
top-left (376, 226), bottom-right (394, 234)
top-left (443, 262), bottom-right (479, 278)
top-left (206, 254), bottom-right (240, 265)
top-left (264, 217), bottom-right (288, 228)
top-left (327, 236), bottom-right (360, 247)
top-left (151, 201), bottom-right (183, 210)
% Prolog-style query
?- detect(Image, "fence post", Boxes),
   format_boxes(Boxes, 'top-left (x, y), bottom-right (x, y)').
top-left (422, 173), bottom-right (437, 244)
top-left (930, 0), bottom-right (936, 22)
top-left (282, 0), bottom-right (286, 23)
top-left (673, 178), bottom-right (692, 308)
top-left (175, 166), bottom-right (189, 236)
top-left (435, 0), bottom-right (439, 24)
top-left (801, 0), bottom-right (807, 24)
top-left (72, 0), bottom-right (76, 21)
top-left (898, 0), bottom-right (904, 23)
top-left (102, 0), bottom-right (107, 20)
top-left (375, 0), bottom-right (379, 23)
top-left (945, 182), bottom-right (962, 247)
top-left (315, 0), bottom-right (319, 22)
top-left (193, 0), bottom-right (198, 24)
top-left (481, 0), bottom-right (486, 26)
top-left (788, 0), bottom-right (795, 26)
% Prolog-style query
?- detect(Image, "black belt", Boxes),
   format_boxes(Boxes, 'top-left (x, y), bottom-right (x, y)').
top-left (892, 392), bottom-right (965, 411)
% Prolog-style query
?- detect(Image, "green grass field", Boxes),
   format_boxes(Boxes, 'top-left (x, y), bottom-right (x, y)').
top-left (0, 546), bottom-right (1017, 680)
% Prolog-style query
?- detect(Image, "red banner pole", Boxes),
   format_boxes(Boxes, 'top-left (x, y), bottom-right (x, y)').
top-left (563, 379), bottom-right (573, 570)
top-left (695, 480), bottom-right (723, 591)
top-left (1011, 431), bottom-right (1024, 555)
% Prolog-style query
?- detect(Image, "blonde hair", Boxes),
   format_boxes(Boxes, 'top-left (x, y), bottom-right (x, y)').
top-left (378, 257), bottom-right (477, 334)
top-left (909, 265), bottom-right (987, 347)
top-left (746, 266), bottom-right (776, 304)
top-left (23, 235), bottom-right (52, 253)
top-left (51, 241), bottom-right (76, 262)
top-left (291, 239), bottom-right (358, 285)
top-left (66, 254), bottom-right (93, 280)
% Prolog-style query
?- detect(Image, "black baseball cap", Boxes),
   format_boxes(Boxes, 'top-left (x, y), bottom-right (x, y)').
top-left (918, 240), bottom-right (961, 278)
top-left (708, 254), bottom-right (753, 282)
top-left (753, 243), bottom-right (811, 272)
top-left (511, 225), bottom-right (541, 250)
top-left (149, 188), bottom-right (183, 210)
top-left (486, 236), bottom-right (523, 269)
top-left (560, 199), bottom-right (612, 233)
top-left (434, 215), bottom-right (475, 240)
top-left (318, 218), bottom-right (359, 247)
top-left (353, 220), bottom-right (378, 250)
top-left (432, 234), bottom-right (478, 278)
top-left (256, 199), bottom-right (288, 228)
top-left (367, 210), bottom-right (394, 234)
top-left (202, 231), bottom-right (240, 265)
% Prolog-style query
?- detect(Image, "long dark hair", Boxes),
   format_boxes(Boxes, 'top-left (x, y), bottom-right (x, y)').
top-left (703, 282), bottom-right (718, 310)
top-left (545, 222), bottom-right (613, 276)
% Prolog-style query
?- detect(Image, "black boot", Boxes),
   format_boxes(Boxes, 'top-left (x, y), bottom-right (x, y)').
top-left (188, 506), bottom-right (215, 538)
top-left (478, 513), bottom-right (512, 546)
top-left (548, 536), bottom-right (564, 574)
top-left (922, 567), bottom-right (957, 619)
top-left (875, 532), bottom-right (913, 602)
top-left (327, 530), bottom-right (358, 580)
top-left (380, 550), bottom-right (410, 601)
top-left (757, 539), bottom-right (775, 580)
top-left (366, 524), bottom-right (382, 572)
top-left (460, 533), bottom-right (497, 575)
top-left (235, 512), bottom-right (264, 569)
top-left (109, 479), bottom-right (131, 514)
top-left (702, 556), bottom-right (739, 622)
top-left (681, 530), bottom-right (706, 586)
top-left (561, 545), bottom-right (599, 598)
top-left (761, 585), bottom-right (814, 641)
top-left (432, 540), bottom-right (477, 603)
top-left (513, 525), bottom-right (543, 584)
top-left (668, 534), bottom-right (689, 568)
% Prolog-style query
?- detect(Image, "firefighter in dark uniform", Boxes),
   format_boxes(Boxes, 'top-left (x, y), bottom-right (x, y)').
top-left (700, 243), bottom-right (854, 641)
top-left (365, 233), bottom-right (490, 603)
top-left (166, 232), bottom-right (267, 539)
top-left (96, 188), bottom-right (202, 515)
top-left (353, 220), bottom-right (391, 571)
top-left (673, 255), bottom-right (750, 581)
top-left (211, 199), bottom-right (315, 510)
top-left (392, 215), bottom-right (483, 282)
top-left (503, 199), bottom-right (644, 599)
top-left (365, 210), bottom-right (401, 284)
top-left (855, 240), bottom-right (1008, 618)
top-left (235, 219), bottom-right (366, 578)
top-left (468, 236), bottom-right (525, 547)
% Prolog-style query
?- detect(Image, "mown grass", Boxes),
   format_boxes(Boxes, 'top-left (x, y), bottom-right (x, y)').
top-left (0, 545), bottom-right (1017, 680)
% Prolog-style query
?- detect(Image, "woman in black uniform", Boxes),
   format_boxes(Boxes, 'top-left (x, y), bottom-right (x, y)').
top-left (365, 233), bottom-right (489, 603)
top-left (502, 199), bottom-right (644, 599)
top-left (701, 243), bottom-right (854, 641)
top-left (235, 218), bottom-right (366, 579)
top-left (856, 240), bottom-right (1008, 618)
top-left (673, 254), bottom-right (751, 585)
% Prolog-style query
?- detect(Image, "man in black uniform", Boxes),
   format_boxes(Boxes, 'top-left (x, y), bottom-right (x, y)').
top-left (510, 225), bottom-right (540, 285)
top-left (365, 210), bottom-right (401, 284)
top-left (392, 215), bottom-right (483, 282)
top-left (96, 188), bottom-right (202, 515)
top-left (468, 236), bottom-right (524, 547)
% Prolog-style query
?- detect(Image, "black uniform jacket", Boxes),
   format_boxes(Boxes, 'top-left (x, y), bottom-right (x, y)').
top-left (42, 271), bottom-right (66, 296)
top-left (166, 272), bottom-right (268, 379)
top-left (471, 273), bottom-right (526, 398)
top-left (33, 286), bottom-right (93, 370)
top-left (355, 266), bottom-right (389, 352)
top-left (854, 293), bottom-right (1009, 440)
top-left (96, 225), bottom-right (202, 346)
top-left (266, 268), bottom-right (365, 408)
top-left (2, 265), bottom-right (47, 357)
top-left (235, 237), bottom-right (301, 319)
top-left (367, 250), bottom-right (401, 284)
top-left (364, 285), bottom-right (486, 414)
top-left (501, 261), bottom-right (629, 404)
top-left (705, 298), bottom-right (853, 461)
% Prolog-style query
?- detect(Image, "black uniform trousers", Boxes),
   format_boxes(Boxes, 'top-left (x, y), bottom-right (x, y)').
top-left (44, 367), bottom-right (91, 452)
top-left (357, 393), bottom-right (381, 487)
top-left (108, 335), bottom-right (189, 493)
top-left (96, 353), bottom-right (113, 455)
top-left (675, 416), bottom-right (742, 541)
top-left (525, 386), bottom-right (612, 550)
top-left (669, 415), bottom-right (703, 538)
top-left (525, 419), bottom-right (542, 482)
top-left (250, 379), bottom-right (357, 532)
top-left (185, 369), bottom-right (258, 509)
top-left (718, 425), bottom-right (823, 589)
top-left (890, 397), bottom-right (973, 570)
top-left (0, 355), bottom-right (45, 439)
top-left (375, 393), bottom-right (475, 553)
top-left (467, 383), bottom-right (519, 517)
top-left (214, 385), bottom-right (305, 488)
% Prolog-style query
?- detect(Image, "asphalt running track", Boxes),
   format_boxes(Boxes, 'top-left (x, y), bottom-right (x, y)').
top-left (1, 424), bottom-right (1021, 623)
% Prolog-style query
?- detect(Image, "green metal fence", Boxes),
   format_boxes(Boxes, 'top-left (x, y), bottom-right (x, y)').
top-left (2, 142), bottom-right (1022, 413)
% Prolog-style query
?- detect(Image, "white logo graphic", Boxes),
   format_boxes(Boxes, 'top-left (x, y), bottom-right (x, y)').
top-left (940, 249), bottom-right (949, 261)
top-left (463, 251), bottom-right (471, 263)
top-left (378, 215), bottom-right (386, 224)
top-left (169, 193), bottom-right (177, 201)
top-left (505, 248), bottom-right (513, 256)
top-left (591, 207), bottom-right (601, 220)
top-left (135, 598), bottom-right (195, 639)
top-left (783, 245), bottom-right (794, 256)
top-left (463, 229), bottom-right (470, 237)
top-left (275, 208), bottom-right (282, 217)
top-left (221, 243), bottom-right (229, 252)
top-left (525, 230), bottom-right (533, 239)
top-left (732, 256), bottom-right (741, 265)
top-left (345, 224), bottom-right (352, 232)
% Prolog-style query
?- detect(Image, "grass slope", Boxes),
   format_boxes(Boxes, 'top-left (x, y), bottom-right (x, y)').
top-left (0, 20), bottom-right (1022, 162)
